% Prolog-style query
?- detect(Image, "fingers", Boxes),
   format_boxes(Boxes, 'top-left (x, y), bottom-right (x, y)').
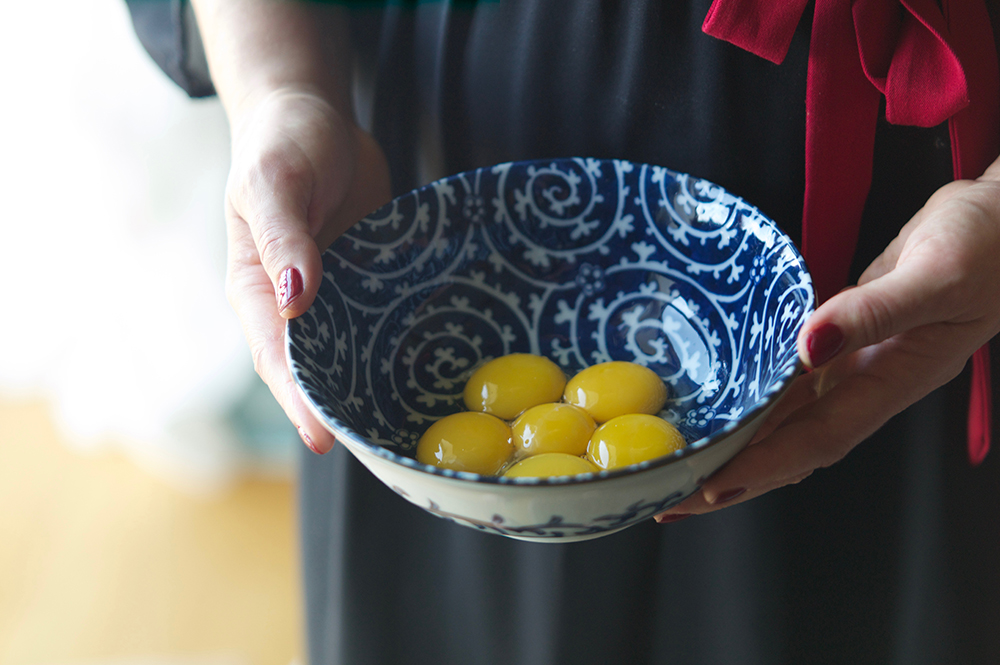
top-left (652, 363), bottom-right (879, 519)
top-left (229, 148), bottom-right (325, 320)
top-left (228, 121), bottom-right (390, 320)
top-left (221, 91), bottom-right (393, 457)
top-left (222, 97), bottom-right (390, 456)
top-left (651, 371), bottom-right (823, 521)
top-left (804, 177), bottom-right (1000, 370)
top-left (227, 89), bottom-right (361, 319)
top-left (743, 370), bottom-right (821, 446)
top-left (656, 172), bottom-right (1000, 523)
top-left (226, 210), bottom-right (337, 454)
top-left (684, 366), bottom-right (881, 513)
top-left (797, 253), bottom-right (959, 369)
top-left (655, 317), bottom-right (974, 520)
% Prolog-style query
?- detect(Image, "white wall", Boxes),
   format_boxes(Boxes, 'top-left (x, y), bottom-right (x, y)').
top-left (0, 0), bottom-right (296, 492)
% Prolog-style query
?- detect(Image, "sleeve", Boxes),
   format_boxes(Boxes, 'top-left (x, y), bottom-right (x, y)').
top-left (125, 0), bottom-right (216, 98)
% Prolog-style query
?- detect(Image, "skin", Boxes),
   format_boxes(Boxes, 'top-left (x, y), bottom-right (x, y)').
top-left (193, 1), bottom-right (1000, 501)
top-left (655, 160), bottom-right (1000, 519)
top-left (192, 0), bottom-right (391, 454)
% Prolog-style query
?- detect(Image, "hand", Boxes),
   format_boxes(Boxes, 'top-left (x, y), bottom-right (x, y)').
top-left (655, 160), bottom-right (1000, 521)
top-left (225, 87), bottom-right (390, 454)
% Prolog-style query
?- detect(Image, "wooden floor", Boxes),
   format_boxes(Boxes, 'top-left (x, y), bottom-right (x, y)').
top-left (0, 399), bottom-right (302, 665)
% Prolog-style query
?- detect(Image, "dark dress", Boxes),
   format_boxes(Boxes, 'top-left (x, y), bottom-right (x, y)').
top-left (127, 1), bottom-right (1000, 662)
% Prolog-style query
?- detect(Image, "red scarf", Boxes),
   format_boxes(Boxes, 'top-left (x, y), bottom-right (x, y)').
top-left (703, 0), bottom-right (999, 464)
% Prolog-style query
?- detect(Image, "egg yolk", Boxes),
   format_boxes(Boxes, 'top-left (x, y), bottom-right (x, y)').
top-left (503, 453), bottom-right (599, 478)
top-left (511, 402), bottom-right (596, 457)
top-left (463, 353), bottom-right (567, 420)
top-left (586, 413), bottom-right (685, 470)
top-left (563, 361), bottom-right (668, 423)
top-left (416, 411), bottom-right (513, 475)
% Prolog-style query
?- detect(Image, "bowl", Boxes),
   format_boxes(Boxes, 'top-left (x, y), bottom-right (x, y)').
top-left (287, 158), bottom-right (814, 542)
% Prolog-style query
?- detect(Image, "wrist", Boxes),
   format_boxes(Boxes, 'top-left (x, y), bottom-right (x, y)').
top-left (191, 0), bottom-right (352, 133)
top-left (229, 84), bottom-right (351, 143)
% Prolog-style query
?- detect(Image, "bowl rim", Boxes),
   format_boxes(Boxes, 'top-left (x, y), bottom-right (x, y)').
top-left (286, 157), bottom-right (815, 487)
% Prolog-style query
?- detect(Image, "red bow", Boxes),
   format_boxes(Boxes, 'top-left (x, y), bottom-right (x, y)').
top-left (703, 0), bottom-right (999, 464)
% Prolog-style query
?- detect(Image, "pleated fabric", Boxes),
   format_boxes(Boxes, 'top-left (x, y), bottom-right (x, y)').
top-left (293, 2), bottom-right (1000, 662)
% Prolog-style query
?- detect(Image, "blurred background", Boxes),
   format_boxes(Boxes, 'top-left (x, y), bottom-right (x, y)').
top-left (1, 1), bottom-right (303, 663)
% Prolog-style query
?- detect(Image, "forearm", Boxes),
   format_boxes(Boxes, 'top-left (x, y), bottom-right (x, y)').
top-left (190, 0), bottom-right (352, 127)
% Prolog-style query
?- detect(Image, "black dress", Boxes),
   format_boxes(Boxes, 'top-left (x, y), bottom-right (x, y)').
top-left (126, 1), bottom-right (1000, 662)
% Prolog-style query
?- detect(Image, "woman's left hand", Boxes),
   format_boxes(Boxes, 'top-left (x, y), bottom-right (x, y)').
top-left (655, 160), bottom-right (1000, 521)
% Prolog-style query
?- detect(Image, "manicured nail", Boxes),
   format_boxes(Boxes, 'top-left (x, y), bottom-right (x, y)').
top-left (714, 487), bottom-right (746, 504)
top-left (298, 426), bottom-right (323, 455)
top-left (655, 513), bottom-right (691, 524)
top-left (277, 267), bottom-right (303, 312)
top-left (806, 322), bottom-right (844, 368)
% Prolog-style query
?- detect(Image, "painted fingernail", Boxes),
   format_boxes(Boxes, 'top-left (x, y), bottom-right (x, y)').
top-left (714, 487), bottom-right (746, 504)
top-left (655, 513), bottom-right (691, 524)
top-left (277, 268), bottom-right (303, 312)
top-left (806, 322), bottom-right (844, 368)
top-left (298, 426), bottom-right (324, 455)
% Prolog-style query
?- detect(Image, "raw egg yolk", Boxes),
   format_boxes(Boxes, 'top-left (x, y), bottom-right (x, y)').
top-left (586, 414), bottom-right (685, 470)
top-left (503, 453), bottom-right (599, 478)
top-left (463, 353), bottom-right (566, 420)
top-left (563, 361), bottom-right (668, 423)
top-left (416, 411), bottom-right (513, 475)
top-left (511, 402), bottom-right (596, 457)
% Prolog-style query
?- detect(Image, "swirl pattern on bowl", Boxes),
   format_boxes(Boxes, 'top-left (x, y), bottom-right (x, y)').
top-left (288, 158), bottom-right (814, 485)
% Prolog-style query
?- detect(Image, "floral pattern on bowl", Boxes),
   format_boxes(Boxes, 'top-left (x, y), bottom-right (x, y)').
top-left (288, 158), bottom-right (814, 541)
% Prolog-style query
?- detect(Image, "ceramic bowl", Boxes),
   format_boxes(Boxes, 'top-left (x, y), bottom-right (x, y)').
top-left (287, 158), bottom-right (814, 542)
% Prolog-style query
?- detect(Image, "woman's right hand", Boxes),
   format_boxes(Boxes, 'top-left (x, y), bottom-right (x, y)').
top-left (224, 87), bottom-right (391, 454)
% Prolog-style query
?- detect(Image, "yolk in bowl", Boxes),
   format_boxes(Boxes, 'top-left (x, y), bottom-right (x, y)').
top-left (418, 355), bottom-right (684, 478)
top-left (503, 452), bottom-right (599, 478)
top-left (416, 411), bottom-right (513, 475)
top-left (463, 353), bottom-right (567, 420)
top-left (511, 402), bottom-right (596, 457)
top-left (586, 413), bottom-right (685, 470)
top-left (563, 361), bottom-right (668, 423)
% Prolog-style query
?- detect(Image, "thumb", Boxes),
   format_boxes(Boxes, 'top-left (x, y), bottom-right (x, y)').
top-left (797, 260), bottom-right (950, 369)
top-left (229, 157), bottom-right (325, 320)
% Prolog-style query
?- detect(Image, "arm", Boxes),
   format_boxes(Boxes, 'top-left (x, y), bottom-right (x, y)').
top-left (192, 0), bottom-right (352, 126)
top-left (192, 0), bottom-right (391, 454)
top-left (657, 155), bottom-right (1000, 518)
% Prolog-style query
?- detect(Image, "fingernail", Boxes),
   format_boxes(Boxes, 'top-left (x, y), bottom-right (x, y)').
top-left (655, 513), bottom-right (691, 524)
top-left (806, 322), bottom-right (844, 368)
top-left (298, 426), bottom-right (324, 455)
top-left (713, 487), bottom-right (746, 504)
top-left (278, 268), bottom-right (303, 313)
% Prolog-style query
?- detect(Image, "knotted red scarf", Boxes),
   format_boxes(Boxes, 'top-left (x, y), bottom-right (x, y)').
top-left (703, 0), bottom-right (999, 464)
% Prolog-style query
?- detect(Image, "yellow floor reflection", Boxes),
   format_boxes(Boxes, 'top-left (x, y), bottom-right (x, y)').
top-left (0, 400), bottom-right (301, 665)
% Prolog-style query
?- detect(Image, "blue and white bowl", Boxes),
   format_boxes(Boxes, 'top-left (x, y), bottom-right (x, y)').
top-left (287, 158), bottom-right (814, 542)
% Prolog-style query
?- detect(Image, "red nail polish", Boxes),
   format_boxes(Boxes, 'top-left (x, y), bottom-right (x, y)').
top-left (278, 268), bottom-right (304, 312)
top-left (298, 426), bottom-right (323, 455)
top-left (715, 487), bottom-right (746, 504)
top-left (655, 513), bottom-right (691, 524)
top-left (806, 322), bottom-right (844, 368)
